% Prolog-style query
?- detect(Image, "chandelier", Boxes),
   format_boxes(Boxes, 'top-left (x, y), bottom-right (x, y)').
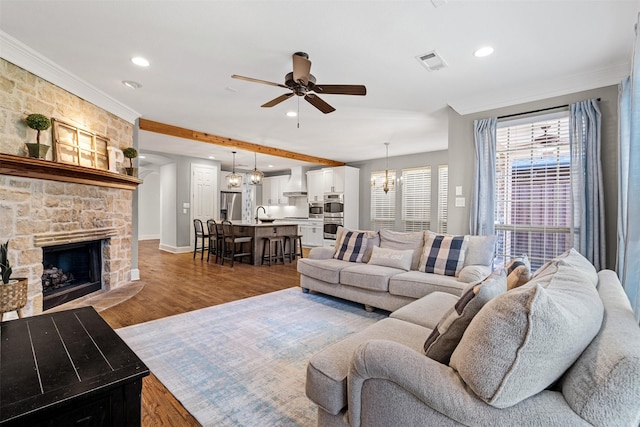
top-left (226, 151), bottom-right (242, 188)
top-left (249, 152), bottom-right (264, 185)
top-left (371, 142), bottom-right (394, 194)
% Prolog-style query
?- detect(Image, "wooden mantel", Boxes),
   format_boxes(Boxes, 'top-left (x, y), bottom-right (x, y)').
top-left (0, 153), bottom-right (142, 190)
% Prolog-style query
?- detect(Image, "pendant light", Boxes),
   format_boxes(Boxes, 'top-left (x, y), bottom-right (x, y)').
top-left (249, 152), bottom-right (264, 185)
top-left (371, 142), bottom-right (394, 193)
top-left (226, 151), bottom-right (242, 188)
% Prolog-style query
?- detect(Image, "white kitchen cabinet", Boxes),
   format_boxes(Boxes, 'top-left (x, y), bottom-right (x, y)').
top-left (306, 170), bottom-right (324, 203)
top-left (322, 168), bottom-right (345, 193)
top-left (301, 221), bottom-right (324, 247)
top-left (262, 175), bottom-right (290, 206)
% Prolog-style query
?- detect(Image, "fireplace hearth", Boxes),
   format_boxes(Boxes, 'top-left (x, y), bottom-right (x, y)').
top-left (42, 240), bottom-right (103, 310)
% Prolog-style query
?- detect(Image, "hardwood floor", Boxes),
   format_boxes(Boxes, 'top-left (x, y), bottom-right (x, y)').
top-left (99, 239), bottom-right (307, 426)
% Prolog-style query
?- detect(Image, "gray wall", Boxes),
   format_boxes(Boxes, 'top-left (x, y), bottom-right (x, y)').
top-left (350, 150), bottom-right (449, 230)
top-left (447, 84), bottom-right (619, 269)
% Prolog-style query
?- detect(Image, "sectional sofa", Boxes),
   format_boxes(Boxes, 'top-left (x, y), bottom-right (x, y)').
top-left (305, 249), bottom-right (640, 426)
top-left (297, 227), bottom-right (496, 312)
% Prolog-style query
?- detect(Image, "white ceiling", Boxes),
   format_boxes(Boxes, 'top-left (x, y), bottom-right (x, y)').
top-left (1, 1), bottom-right (637, 172)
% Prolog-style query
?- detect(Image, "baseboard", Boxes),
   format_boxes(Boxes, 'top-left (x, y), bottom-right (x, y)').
top-left (138, 235), bottom-right (160, 241)
top-left (158, 243), bottom-right (192, 254)
top-left (130, 269), bottom-right (140, 281)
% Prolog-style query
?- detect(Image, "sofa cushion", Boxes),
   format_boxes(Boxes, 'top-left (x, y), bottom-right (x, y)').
top-left (306, 318), bottom-right (430, 415)
top-left (449, 262), bottom-right (604, 409)
top-left (457, 265), bottom-right (491, 283)
top-left (505, 255), bottom-right (531, 290)
top-left (389, 271), bottom-right (466, 299)
top-left (334, 231), bottom-right (369, 262)
top-left (335, 226), bottom-right (379, 263)
top-left (419, 233), bottom-right (468, 277)
top-left (296, 258), bottom-right (353, 284)
top-left (340, 263), bottom-right (401, 292)
top-left (423, 269), bottom-right (506, 364)
top-left (390, 291), bottom-right (459, 329)
top-left (379, 229), bottom-right (424, 270)
top-left (367, 246), bottom-right (413, 271)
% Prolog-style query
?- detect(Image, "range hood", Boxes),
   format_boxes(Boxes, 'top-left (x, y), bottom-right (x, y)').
top-left (283, 166), bottom-right (310, 197)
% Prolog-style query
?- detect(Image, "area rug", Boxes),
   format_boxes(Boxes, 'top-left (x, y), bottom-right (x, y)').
top-left (116, 287), bottom-right (386, 426)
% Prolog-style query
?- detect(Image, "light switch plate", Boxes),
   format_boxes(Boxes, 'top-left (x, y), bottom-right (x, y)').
top-left (183, 202), bottom-right (190, 209)
top-left (455, 197), bottom-right (465, 207)
top-left (455, 186), bottom-right (463, 196)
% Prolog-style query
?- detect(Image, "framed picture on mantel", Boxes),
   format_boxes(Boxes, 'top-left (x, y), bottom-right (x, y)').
top-left (52, 119), bottom-right (109, 171)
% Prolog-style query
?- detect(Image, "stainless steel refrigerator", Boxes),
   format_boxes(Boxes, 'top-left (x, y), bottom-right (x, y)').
top-left (220, 191), bottom-right (242, 221)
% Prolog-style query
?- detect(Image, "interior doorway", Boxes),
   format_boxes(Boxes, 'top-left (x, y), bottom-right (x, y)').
top-left (190, 164), bottom-right (218, 248)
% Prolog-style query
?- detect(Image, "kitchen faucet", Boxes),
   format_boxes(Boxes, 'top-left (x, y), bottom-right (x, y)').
top-left (255, 206), bottom-right (266, 223)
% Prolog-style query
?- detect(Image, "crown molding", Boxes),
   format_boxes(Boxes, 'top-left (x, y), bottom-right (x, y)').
top-left (449, 62), bottom-right (630, 116)
top-left (0, 30), bottom-right (140, 124)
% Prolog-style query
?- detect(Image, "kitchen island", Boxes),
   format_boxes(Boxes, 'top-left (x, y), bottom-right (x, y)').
top-left (228, 222), bottom-right (300, 265)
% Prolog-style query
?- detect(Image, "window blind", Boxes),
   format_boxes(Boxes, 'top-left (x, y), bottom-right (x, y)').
top-left (495, 111), bottom-right (571, 270)
top-left (438, 164), bottom-right (448, 233)
top-left (371, 170), bottom-right (396, 230)
top-left (401, 167), bottom-right (431, 231)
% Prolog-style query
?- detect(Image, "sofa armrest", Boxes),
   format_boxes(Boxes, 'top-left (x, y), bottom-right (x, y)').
top-left (347, 340), bottom-right (588, 427)
top-left (309, 246), bottom-right (336, 260)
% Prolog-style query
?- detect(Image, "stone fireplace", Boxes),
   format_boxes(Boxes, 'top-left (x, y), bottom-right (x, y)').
top-left (0, 58), bottom-right (137, 318)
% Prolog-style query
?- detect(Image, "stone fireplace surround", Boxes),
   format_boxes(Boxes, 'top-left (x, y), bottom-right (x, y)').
top-left (0, 175), bottom-right (133, 317)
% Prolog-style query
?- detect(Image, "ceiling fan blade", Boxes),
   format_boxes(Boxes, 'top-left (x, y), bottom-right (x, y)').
top-left (231, 74), bottom-right (288, 89)
top-left (292, 53), bottom-right (311, 86)
top-left (261, 93), bottom-right (294, 108)
top-left (313, 84), bottom-right (367, 96)
top-left (304, 94), bottom-right (335, 114)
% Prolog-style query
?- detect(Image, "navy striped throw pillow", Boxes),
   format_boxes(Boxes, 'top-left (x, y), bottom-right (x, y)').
top-left (419, 234), bottom-right (468, 276)
top-left (334, 231), bottom-right (368, 262)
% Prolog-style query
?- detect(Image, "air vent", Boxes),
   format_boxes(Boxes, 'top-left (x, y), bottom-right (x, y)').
top-left (416, 50), bottom-right (448, 72)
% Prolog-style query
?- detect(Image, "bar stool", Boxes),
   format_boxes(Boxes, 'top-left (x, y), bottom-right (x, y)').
top-left (206, 219), bottom-right (223, 263)
top-left (261, 236), bottom-right (285, 266)
top-left (283, 234), bottom-right (304, 263)
top-left (193, 219), bottom-right (209, 260)
top-left (221, 220), bottom-right (253, 267)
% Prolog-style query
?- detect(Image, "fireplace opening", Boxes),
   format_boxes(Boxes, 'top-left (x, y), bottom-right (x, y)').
top-left (42, 240), bottom-right (103, 310)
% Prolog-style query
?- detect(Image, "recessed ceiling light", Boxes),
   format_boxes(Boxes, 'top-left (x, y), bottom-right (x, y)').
top-left (139, 155), bottom-right (146, 159)
top-left (122, 80), bottom-right (142, 89)
top-left (286, 111), bottom-right (297, 117)
top-left (268, 165), bottom-right (274, 168)
top-left (208, 156), bottom-right (215, 159)
top-left (131, 57), bottom-right (150, 67)
top-left (474, 46), bottom-right (494, 58)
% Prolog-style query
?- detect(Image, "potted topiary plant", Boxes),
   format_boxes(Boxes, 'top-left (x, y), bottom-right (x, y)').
top-left (24, 113), bottom-right (52, 159)
top-left (122, 147), bottom-right (138, 177)
top-left (0, 241), bottom-right (28, 320)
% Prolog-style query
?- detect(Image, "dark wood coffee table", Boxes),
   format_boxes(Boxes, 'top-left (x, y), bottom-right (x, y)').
top-left (0, 306), bottom-right (149, 426)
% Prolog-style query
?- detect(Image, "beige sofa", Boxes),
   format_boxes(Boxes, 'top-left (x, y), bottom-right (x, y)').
top-left (305, 250), bottom-right (640, 427)
top-left (297, 228), bottom-right (496, 312)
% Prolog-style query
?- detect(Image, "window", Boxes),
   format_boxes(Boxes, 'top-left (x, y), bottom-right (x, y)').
top-left (371, 170), bottom-right (396, 230)
top-left (438, 165), bottom-right (448, 233)
top-left (495, 112), bottom-right (571, 270)
top-left (401, 167), bottom-right (431, 231)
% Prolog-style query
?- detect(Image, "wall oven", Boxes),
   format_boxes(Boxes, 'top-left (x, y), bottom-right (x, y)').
top-left (309, 202), bottom-right (324, 219)
top-left (324, 193), bottom-right (344, 218)
top-left (323, 217), bottom-right (343, 240)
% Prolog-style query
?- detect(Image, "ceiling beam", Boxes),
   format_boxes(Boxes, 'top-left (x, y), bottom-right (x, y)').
top-left (138, 118), bottom-right (345, 167)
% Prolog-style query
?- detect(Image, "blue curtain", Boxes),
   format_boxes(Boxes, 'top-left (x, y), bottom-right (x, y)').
top-left (470, 118), bottom-right (497, 235)
top-left (618, 14), bottom-right (640, 321)
top-left (569, 99), bottom-right (605, 271)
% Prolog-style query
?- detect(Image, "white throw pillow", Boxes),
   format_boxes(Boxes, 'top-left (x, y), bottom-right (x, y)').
top-left (367, 246), bottom-right (413, 271)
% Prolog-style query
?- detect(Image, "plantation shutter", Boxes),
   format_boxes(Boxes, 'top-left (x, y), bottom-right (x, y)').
top-left (495, 111), bottom-right (572, 270)
top-left (371, 170), bottom-right (396, 230)
top-left (438, 164), bottom-right (448, 233)
top-left (402, 167), bottom-right (431, 231)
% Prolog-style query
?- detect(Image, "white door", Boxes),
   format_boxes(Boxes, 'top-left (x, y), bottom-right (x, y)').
top-left (190, 164), bottom-right (217, 247)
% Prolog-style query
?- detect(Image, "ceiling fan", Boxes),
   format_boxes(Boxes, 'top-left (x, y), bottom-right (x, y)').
top-left (231, 52), bottom-right (366, 114)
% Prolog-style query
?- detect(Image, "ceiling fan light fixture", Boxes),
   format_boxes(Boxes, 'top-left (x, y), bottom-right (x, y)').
top-left (226, 151), bottom-right (242, 188)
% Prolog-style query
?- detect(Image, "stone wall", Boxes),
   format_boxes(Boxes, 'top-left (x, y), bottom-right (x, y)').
top-left (0, 58), bottom-right (135, 316)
